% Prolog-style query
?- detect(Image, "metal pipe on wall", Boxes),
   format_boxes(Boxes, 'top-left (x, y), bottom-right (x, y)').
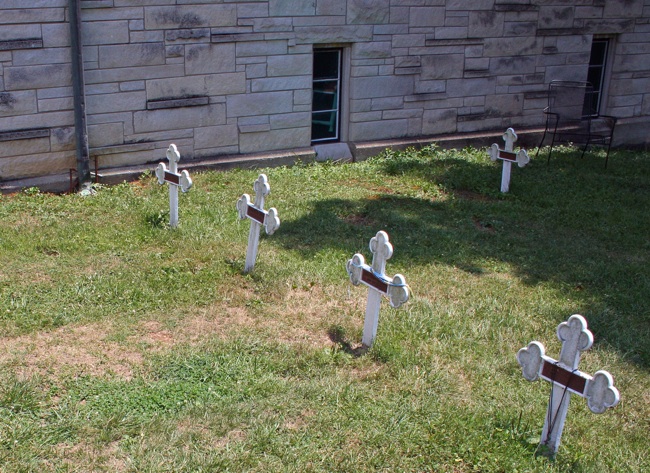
top-left (68, 0), bottom-right (92, 189)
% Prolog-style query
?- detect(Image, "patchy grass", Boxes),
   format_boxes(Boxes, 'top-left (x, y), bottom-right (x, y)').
top-left (0, 145), bottom-right (648, 471)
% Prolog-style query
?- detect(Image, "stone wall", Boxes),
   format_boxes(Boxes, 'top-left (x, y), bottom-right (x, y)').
top-left (1, 0), bottom-right (649, 184)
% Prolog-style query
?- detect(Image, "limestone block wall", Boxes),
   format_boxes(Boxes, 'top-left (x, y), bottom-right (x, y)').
top-left (0, 0), bottom-right (76, 181)
top-left (0, 0), bottom-right (649, 183)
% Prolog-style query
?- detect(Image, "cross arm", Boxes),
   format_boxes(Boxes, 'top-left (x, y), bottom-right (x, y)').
top-left (517, 341), bottom-right (545, 381)
top-left (518, 343), bottom-right (620, 414)
top-left (489, 144), bottom-right (529, 168)
top-left (346, 253), bottom-right (366, 286)
top-left (155, 163), bottom-right (192, 191)
top-left (516, 149), bottom-right (530, 168)
top-left (237, 194), bottom-right (252, 220)
top-left (155, 162), bottom-right (168, 185)
top-left (347, 256), bottom-right (391, 294)
top-left (179, 170), bottom-right (192, 192)
top-left (488, 143), bottom-right (500, 162)
top-left (346, 255), bottom-right (409, 307)
top-left (387, 273), bottom-right (409, 308)
top-left (237, 194), bottom-right (280, 234)
top-left (264, 207), bottom-right (280, 235)
top-left (585, 370), bottom-right (620, 414)
top-left (518, 340), bottom-right (592, 397)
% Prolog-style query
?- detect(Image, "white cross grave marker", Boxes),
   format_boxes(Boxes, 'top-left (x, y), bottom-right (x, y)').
top-left (517, 314), bottom-right (620, 456)
top-left (488, 127), bottom-right (530, 193)
top-left (346, 231), bottom-right (409, 347)
top-left (155, 144), bottom-right (193, 228)
top-left (236, 173), bottom-right (280, 273)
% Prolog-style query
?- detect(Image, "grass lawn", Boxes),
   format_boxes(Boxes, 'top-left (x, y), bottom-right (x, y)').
top-left (0, 145), bottom-right (648, 472)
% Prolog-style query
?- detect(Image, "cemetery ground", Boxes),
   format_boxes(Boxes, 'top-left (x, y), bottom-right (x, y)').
top-left (0, 145), bottom-right (648, 472)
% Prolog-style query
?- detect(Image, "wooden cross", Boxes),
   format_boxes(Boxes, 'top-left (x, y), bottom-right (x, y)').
top-left (517, 314), bottom-right (620, 456)
top-left (488, 127), bottom-right (529, 193)
top-left (155, 144), bottom-right (193, 228)
top-left (236, 173), bottom-right (280, 273)
top-left (346, 231), bottom-right (409, 347)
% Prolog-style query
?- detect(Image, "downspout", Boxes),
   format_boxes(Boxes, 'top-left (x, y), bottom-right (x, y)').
top-left (68, 0), bottom-right (92, 190)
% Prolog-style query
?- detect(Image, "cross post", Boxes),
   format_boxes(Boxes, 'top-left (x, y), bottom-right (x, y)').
top-left (516, 314), bottom-right (620, 456)
top-left (236, 174), bottom-right (280, 273)
top-left (346, 231), bottom-right (409, 347)
top-left (155, 144), bottom-right (193, 228)
top-left (488, 127), bottom-right (530, 193)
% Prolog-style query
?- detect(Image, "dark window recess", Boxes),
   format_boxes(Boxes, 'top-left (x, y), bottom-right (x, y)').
top-left (0, 38), bottom-right (43, 51)
top-left (312, 49), bottom-right (341, 143)
top-left (146, 96), bottom-right (209, 110)
top-left (584, 38), bottom-right (609, 116)
top-left (0, 128), bottom-right (50, 142)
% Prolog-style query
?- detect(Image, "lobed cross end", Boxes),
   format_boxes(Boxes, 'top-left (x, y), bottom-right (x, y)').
top-left (264, 207), bottom-right (280, 235)
top-left (585, 371), bottom-right (620, 414)
top-left (347, 253), bottom-right (366, 286)
top-left (155, 162), bottom-right (167, 185)
top-left (557, 314), bottom-right (593, 367)
top-left (179, 170), bottom-right (193, 193)
top-left (503, 127), bottom-right (518, 152)
top-left (237, 194), bottom-right (251, 220)
top-left (517, 341), bottom-right (545, 382)
top-left (516, 149), bottom-right (530, 168)
top-left (166, 143), bottom-right (181, 164)
top-left (488, 143), bottom-right (500, 162)
top-left (253, 173), bottom-right (271, 201)
top-left (369, 231), bottom-right (393, 273)
top-left (388, 274), bottom-right (409, 308)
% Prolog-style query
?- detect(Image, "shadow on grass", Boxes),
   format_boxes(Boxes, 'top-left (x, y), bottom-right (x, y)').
top-left (274, 148), bottom-right (650, 368)
top-left (327, 325), bottom-right (368, 358)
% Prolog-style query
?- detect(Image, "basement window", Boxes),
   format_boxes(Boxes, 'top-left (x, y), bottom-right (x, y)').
top-left (585, 38), bottom-right (610, 115)
top-left (312, 49), bottom-right (342, 143)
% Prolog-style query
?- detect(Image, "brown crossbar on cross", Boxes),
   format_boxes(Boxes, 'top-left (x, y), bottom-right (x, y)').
top-left (360, 267), bottom-right (390, 294)
top-left (496, 149), bottom-right (517, 162)
top-left (245, 204), bottom-right (266, 225)
top-left (540, 358), bottom-right (588, 395)
top-left (163, 171), bottom-right (180, 186)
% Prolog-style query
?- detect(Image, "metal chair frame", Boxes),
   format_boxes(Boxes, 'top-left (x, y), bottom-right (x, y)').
top-left (536, 80), bottom-right (617, 167)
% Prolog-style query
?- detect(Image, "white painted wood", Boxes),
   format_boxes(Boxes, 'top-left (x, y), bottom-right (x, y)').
top-left (517, 314), bottom-right (620, 455)
top-left (346, 231), bottom-right (409, 347)
top-left (501, 160), bottom-right (512, 193)
top-left (236, 174), bottom-right (280, 273)
top-left (169, 153), bottom-right (179, 228)
top-left (155, 144), bottom-right (193, 228)
top-left (488, 127), bottom-right (529, 193)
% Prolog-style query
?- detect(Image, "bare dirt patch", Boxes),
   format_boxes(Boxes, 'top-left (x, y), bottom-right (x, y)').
top-left (0, 322), bottom-right (143, 381)
top-left (0, 285), bottom-right (366, 383)
top-left (172, 285), bottom-right (365, 351)
top-left (175, 305), bottom-right (255, 343)
top-left (137, 320), bottom-right (175, 347)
